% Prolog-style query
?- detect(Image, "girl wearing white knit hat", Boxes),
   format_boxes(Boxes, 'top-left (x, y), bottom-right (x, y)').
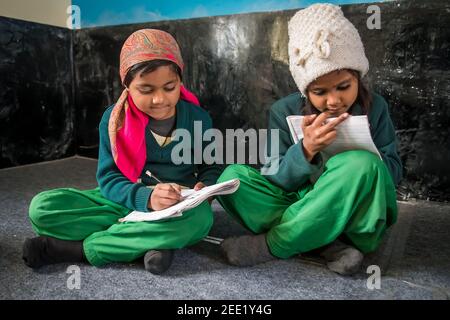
top-left (216, 3), bottom-right (402, 275)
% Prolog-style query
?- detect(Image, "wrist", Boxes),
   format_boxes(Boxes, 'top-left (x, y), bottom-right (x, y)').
top-left (302, 142), bottom-right (316, 163)
top-left (147, 199), bottom-right (153, 211)
top-left (147, 190), bottom-right (155, 210)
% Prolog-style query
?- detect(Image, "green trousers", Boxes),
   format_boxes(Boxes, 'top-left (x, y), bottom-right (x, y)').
top-left (28, 188), bottom-right (213, 266)
top-left (217, 150), bottom-right (398, 259)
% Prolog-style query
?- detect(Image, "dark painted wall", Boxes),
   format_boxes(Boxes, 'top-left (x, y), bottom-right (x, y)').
top-left (0, 17), bottom-right (75, 168)
top-left (74, 0), bottom-right (450, 201)
top-left (1, 1), bottom-right (449, 202)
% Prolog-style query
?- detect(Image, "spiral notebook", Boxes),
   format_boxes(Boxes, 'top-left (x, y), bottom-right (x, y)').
top-left (286, 115), bottom-right (381, 159)
top-left (119, 178), bottom-right (240, 222)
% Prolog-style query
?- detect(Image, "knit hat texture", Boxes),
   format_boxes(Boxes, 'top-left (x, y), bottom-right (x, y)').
top-left (288, 3), bottom-right (369, 95)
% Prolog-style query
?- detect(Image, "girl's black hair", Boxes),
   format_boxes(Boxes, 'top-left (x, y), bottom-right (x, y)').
top-left (123, 59), bottom-right (182, 88)
top-left (302, 69), bottom-right (372, 115)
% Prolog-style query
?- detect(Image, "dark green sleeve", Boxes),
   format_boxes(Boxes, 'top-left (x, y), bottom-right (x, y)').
top-left (196, 114), bottom-right (224, 186)
top-left (261, 103), bottom-right (323, 192)
top-left (371, 97), bottom-right (403, 186)
top-left (96, 108), bottom-right (152, 211)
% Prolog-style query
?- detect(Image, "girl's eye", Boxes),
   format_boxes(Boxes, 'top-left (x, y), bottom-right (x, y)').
top-left (138, 86), bottom-right (174, 94)
top-left (312, 90), bottom-right (325, 96)
top-left (337, 85), bottom-right (350, 91)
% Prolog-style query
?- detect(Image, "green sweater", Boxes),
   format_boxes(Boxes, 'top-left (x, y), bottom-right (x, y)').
top-left (96, 100), bottom-right (223, 212)
top-left (262, 92), bottom-right (403, 192)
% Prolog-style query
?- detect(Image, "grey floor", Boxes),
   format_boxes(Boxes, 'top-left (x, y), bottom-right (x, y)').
top-left (0, 156), bottom-right (449, 300)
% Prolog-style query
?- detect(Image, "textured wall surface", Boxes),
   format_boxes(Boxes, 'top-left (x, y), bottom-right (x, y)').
top-left (73, 0), bottom-right (450, 201)
top-left (1, 1), bottom-right (449, 201)
top-left (0, 17), bottom-right (75, 168)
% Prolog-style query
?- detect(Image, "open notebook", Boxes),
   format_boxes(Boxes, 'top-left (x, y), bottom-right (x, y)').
top-left (119, 179), bottom-right (240, 222)
top-left (286, 115), bottom-right (381, 159)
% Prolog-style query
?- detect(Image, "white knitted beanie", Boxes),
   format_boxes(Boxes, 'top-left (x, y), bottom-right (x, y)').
top-left (288, 3), bottom-right (369, 96)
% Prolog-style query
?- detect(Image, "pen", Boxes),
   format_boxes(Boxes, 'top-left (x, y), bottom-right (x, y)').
top-left (145, 170), bottom-right (163, 184)
top-left (145, 170), bottom-right (183, 195)
top-left (202, 235), bottom-right (224, 245)
top-left (145, 170), bottom-right (189, 192)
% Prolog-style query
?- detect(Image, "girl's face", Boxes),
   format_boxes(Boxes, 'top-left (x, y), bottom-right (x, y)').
top-left (127, 65), bottom-right (181, 120)
top-left (306, 70), bottom-right (358, 117)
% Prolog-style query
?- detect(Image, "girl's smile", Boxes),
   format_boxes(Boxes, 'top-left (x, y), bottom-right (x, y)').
top-left (127, 65), bottom-right (181, 120)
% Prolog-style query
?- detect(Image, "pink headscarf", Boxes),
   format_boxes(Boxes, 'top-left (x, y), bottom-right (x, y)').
top-left (108, 29), bottom-right (200, 182)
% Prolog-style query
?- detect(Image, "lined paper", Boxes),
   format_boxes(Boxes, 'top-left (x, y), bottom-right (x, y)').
top-left (286, 115), bottom-right (381, 159)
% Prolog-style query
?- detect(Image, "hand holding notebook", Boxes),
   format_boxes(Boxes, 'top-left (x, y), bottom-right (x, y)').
top-left (119, 179), bottom-right (240, 222)
top-left (286, 114), bottom-right (381, 159)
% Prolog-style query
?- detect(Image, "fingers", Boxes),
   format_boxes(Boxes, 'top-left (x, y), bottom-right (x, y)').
top-left (302, 111), bottom-right (348, 155)
top-left (154, 184), bottom-right (181, 201)
top-left (305, 130), bottom-right (337, 150)
top-left (194, 182), bottom-right (206, 191)
top-left (316, 113), bottom-right (349, 136)
top-left (150, 183), bottom-right (184, 210)
top-left (311, 111), bottom-right (348, 128)
top-left (169, 183), bottom-right (182, 193)
top-left (156, 183), bottom-right (181, 194)
top-left (317, 130), bottom-right (337, 145)
top-left (310, 112), bottom-right (332, 128)
top-left (301, 114), bottom-right (317, 130)
top-left (158, 190), bottom-right (181, 201)
top-left (327, 112), bottom-right (349, 129)
top-left (150, 197), bottom-right (179, 210)
top-left (157, 197), bottom-right (180, 207)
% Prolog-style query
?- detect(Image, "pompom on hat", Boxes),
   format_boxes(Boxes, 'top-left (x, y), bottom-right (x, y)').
top-left (288, 3), bottom-right (369, 96)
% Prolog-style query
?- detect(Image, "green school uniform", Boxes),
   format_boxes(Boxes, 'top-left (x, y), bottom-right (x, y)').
top-left (217, 92), bottom-right (402, 257)
top-left (28, 100), bottom-right (223, 266)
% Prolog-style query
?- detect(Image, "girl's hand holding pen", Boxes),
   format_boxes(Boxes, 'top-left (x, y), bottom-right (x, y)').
top-left (148, 183), bottom-right (182, 211)
top-left (145, 170), bottom-right (182, 210)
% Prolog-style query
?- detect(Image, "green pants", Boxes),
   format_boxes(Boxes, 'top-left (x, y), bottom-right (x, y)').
top-left (217, 150), bottom-right (398, 259)
top-left (29, 188), bottom-right (213, 266)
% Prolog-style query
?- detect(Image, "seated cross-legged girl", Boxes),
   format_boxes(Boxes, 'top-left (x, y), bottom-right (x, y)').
top-left (23, 29), bottom-right (222, 274)
top-left (216, 4), bottom-right (402, 275)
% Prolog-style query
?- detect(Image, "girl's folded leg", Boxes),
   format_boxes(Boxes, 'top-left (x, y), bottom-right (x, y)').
top-left (24, 187), bottom-right (131, 268)
top-left (217, 164), bottom-right (297, 234)
top-left (267, 150), bottom-right (398, 270)
top-left (216, 164), bottom-right (298, 266)
top-left (83, 201), bottom-right (214, 268)
top-left (28, 187), bottom-right (130, 240)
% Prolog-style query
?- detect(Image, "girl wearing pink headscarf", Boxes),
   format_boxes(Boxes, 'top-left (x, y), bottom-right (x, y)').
top-left (23, 29), bottom-right (222, 274)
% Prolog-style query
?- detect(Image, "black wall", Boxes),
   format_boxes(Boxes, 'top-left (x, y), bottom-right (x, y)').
top-left (0, 17), bottom-right (75, 168)
top-left (1, 0), bottom-right (449, 201)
